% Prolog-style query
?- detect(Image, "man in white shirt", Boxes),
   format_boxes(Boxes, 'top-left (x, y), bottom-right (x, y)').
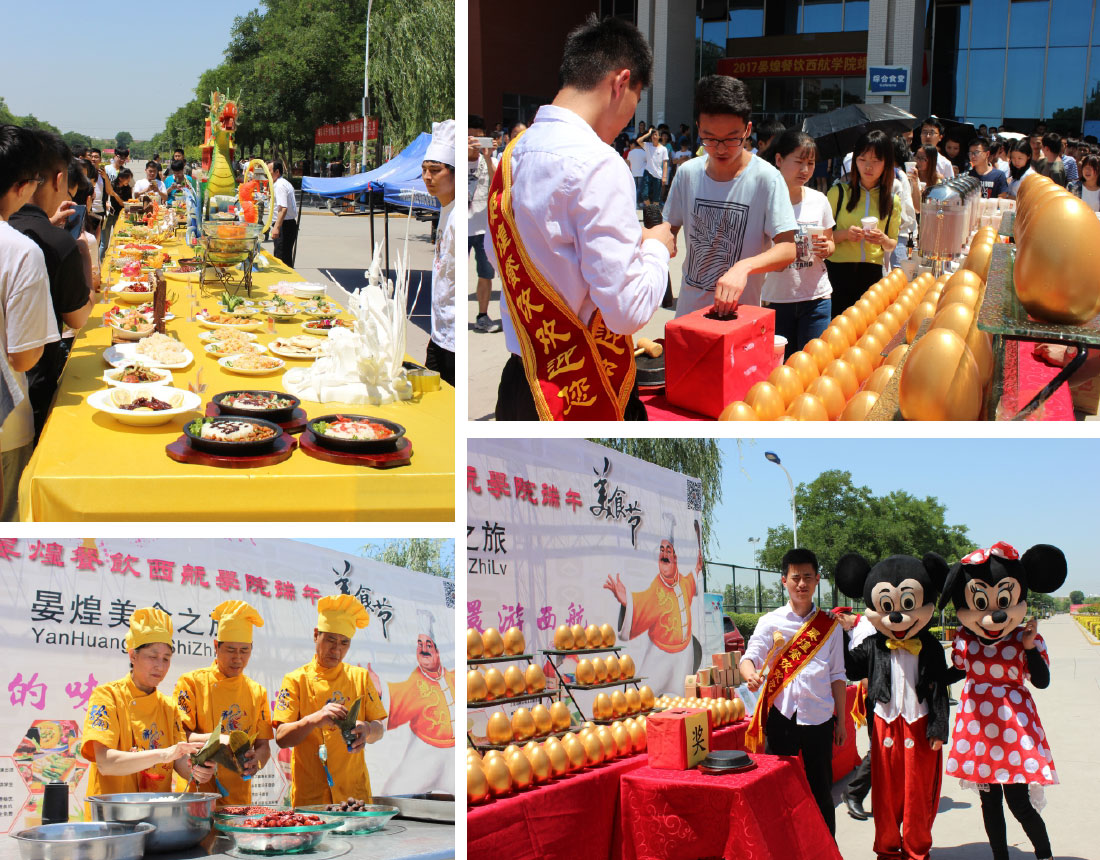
top-left (917, 118), bottom-right (956, 180)
top-left (637, 126), bottom-right (668, 205)
top-left (626, 140), bottom-right (648, 208)
top-left (269, 161), bottom-right (299, 268)
top-left (131, 162), bottom-right (167, 202)
top-left (422, 121), bottom-right (455, 387)
top-left (468, 116), bottom-right (502, 334)
top-left (487, 15), bottom-right (674, 421)
top-left (739, 548), bottom-right (847, 835)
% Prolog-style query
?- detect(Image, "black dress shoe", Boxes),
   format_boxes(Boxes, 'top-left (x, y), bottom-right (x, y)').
top-left (844, 790), bottom-right (870, 820)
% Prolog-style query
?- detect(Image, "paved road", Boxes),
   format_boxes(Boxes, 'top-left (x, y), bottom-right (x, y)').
top-left (834, 613), bottom-right (1099, 859)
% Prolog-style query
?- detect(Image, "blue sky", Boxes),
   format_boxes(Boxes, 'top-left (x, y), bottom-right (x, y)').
top-left (1, 0), bottom-right (259, 139)
top-left (710, 438), bottom-right (1100, 598)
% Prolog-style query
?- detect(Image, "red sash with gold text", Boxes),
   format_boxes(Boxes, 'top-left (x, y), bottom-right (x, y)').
top-left (745, 610), bottom-right (838, 753)
top-left (487, 135), bottom-right (636, 420)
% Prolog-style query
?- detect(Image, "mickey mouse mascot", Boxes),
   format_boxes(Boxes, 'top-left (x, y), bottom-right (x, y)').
top-left (939, 542), bottom-right (1065, 860)
top-left (836, 552), bottom-right (952, 860)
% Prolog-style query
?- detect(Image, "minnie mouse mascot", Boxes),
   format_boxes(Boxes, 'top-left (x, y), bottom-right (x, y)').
top-left (939, 541), bottom-right (1066, 860)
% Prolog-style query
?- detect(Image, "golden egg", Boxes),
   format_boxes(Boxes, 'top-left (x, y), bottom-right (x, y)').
top-left (1016, 185), bottom-right (1067, 239)
top-left (840, 390), bottom-right (880, 420)
top-left (966, 325), bottom-right (994, 387)
top-left (965, 242), bottom-right (994, 281)
top-left (592, 657), bottom-right (608, 683)
top-left (610, 690), bottom-right (628, 717)
top-left (596, 727), bottom-right (617, 760)
top-left (854, 298), bottom-right (879, 326)
top-left (550, 701), bottom-right (572, 732)
top-left (543, 738), bottom-right (569, 777)
top-left (484, 755), bottom-right (512, 796)
top-left (785, 392), bottom-right (830, 421)
top-left (593, 693), bottom-right (613, 720)
top-left (830, 314), bottom-right (858, 345)
top-left (570, 623), bottom-right (587, 648)
top-left (939, 282), bottom-right (981, 311)
top-left (501, 744), bottom-right (521, 759)
top-left (483, 749), bottom-right (505, 765)
top-left (487, 711), bottom-right (512, 744)
top-left (639, 685), bottom-right (655, 709)
top-left (525, 664), bottom-right (547, 694)
top-left (503, 665), bottom-right (526, 697)
top-left (620, 654), bottom-right (636, 679)
top-left (732, 698), bottom-right (746, 721)
top-left (785, 351), bottom-right (820, 387)
top-left (511, 707), bottom-right (536, 741)
top-left (864, 363), bottom-right (898, 394)
top-left (466, 628), bottom-right (484, 659)
top-left (744, 381), bottom-right (786, 420)
top-left (856, 332), bottom-right (885, 358)
top-left (575, 659), bottom-right (595, 686)
top-left (579, 624), bottom-right (597, 648)
top-left (884, 343), bottom-right (908, 366)
top-left (842, 346), bottom-right (876, 381)
top-left (531, 704), bottom-right (553, 736)
top-left (481, 628), bottom-right (504, 657)
top-left (561, 733), bottom-right (587, 770)
top-left (502, 626), bottom-right (526, 656)
top-left (931, 301), bottom-right (975, 340)
top-left (625, 688), bottom-right (641, 714)
top-left (467, 747), bottom-right (483, 764)
top-left (1015, 172), bottom-right (1048, 208)
top-left (604, 655), bottom-right (621, 681)
top-left (803, 338), bottom-right (835, 371)
top-left (582, 721), bottom-right (597, 732)
top-left (906, 300), bottom-right (938, 343)
top-left (553, 623), bottom-right (574, 650)
top-left (898, 329), bottom-right (983, 421)
top-left (627, 720), bottom-right (648, 752)
top-left (821, 325), bottom-right (851, 356)
top-left (484, 668), bottom-right (507, 700)
top-left (842, 306), bottom-right (868, 336)
top-left (580, 730), bottom-right (604, 765)
top-left (599, 623), bottom-right (615, 647)
top-left (878, 307), bottom-right (904, 336)
top-left (611, 723), bottom-right (632, 756)
top-left (525, 744), bottom-right (552, 783)
top-left (506, 750), bottom-right (534, 789)
top-left (805, 375), bottom-right (846, 420)
top-left (865, 321), bottom-right (892, 346)
top-left (719, 700), bottom-right (732, 725)
top-left (1015, 193), bottom-right (1100, 323)
top-left (866, 286), bottom-right (888, 314)
top-left (468, 761), bottom-right (489, 803)
top-left (467, 670), bottom-right (488, 703)
top-left (944, 267), bottom-right (984, 294)
top-left (718, 400), bottom-right (758, 420)
top-left (823, 358), bottom-right (859, 399)
top-left (767, 364), bottom-right (805, 405)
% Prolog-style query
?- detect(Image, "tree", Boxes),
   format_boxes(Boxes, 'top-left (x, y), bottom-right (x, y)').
top-left (590, 438), bottom-right (724, 553)
top-left (758, 469), bottom-right (974, 602)
top-left (115, 131), bottom-right (133, 150)
top-left (1070, 590), bottom-right (1085, 604)
top-left (62, 131), bottom-right (92, 150)
top-left (361, 538), bottom-right (454, 578)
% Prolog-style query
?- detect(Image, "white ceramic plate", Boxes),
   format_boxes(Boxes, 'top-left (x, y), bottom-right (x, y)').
top-left (268, 339), bottom-right (324, 359)
top-left (300, 320), bottom-right (352, 336)
top-left (102, 365), bottom-right (174, 388)
top-left (87, 386), bottom-right (201, 426)
top-left (105, 343), bottom-right (195, 370)
top-left (218, 355), bottom-right (286, 376)
top-left (203, 342), bottom-right (268, 357)
top-left (107, 321), bottom-right (157, 341)
top-left (198, 330), bottom-right (259, 343)
top-left (198, 316), bottom-right (263, 331)
top-left (292, 283), bottom-right (329, 299)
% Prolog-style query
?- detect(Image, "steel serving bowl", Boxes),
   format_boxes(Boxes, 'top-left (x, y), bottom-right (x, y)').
top-left (12, 822), bottom-right (155, 860)
top-left (215, 814), bottom-right (343, 855)
top-left (86, 792), bottom-right (219, 852)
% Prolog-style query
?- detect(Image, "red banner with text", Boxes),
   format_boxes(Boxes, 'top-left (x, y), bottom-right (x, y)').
top-left (718, 53), bottom-right (867, 78)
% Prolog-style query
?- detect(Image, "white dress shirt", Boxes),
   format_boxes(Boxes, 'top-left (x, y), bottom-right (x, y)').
top-left (743, 602), bottom-right (846, 726)
top-left (849, 615), bottom-right (876, 650)
top-left (875, 647), bottom-right (929, 724)
top-left (431, 202), bottom-right (455, 352)
top-left (486, 104), bottom-right (669, 356)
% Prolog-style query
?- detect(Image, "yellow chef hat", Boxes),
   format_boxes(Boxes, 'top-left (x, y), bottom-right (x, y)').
top-left (125, 607), bottom-right (174, 651)
top-left (211, 600), bottom-right (265, 643)
top-left (316, 594), bottom-right (370, 639)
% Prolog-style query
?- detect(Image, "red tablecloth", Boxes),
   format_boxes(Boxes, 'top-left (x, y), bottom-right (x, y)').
top-left (618, 756), bottom-right (843, 860)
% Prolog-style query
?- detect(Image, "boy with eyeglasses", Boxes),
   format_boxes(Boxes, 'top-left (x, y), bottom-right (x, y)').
top-left (663, 75), bottom-right (797, 316)
top-left (966, 138), bottom-right (1008, 199)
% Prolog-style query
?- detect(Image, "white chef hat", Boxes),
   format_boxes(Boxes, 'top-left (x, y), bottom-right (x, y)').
top-left (424, 120), bottom-right (456, 167)
top-left (663, 512), bottom-right (677, 547)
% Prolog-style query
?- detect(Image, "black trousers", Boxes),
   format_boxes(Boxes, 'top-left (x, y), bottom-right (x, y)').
top-left (847, 707), bottom-right (874, 802)
top-left (425, 339), bottom-right (455, 387)
top-left (823, 260), bottom-right (883, 315)
top-left (979, 783), bottom-right (1051, 860)
top-left (495, 353), bottom-right (648, 421)
top-left (764, 706), bottom-right (836, 835)
top-left (273, 218), bottom-right (298, 268)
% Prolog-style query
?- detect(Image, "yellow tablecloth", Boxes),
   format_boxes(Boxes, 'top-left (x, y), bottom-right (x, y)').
top-left (17, 244), bottom-right (455, 521)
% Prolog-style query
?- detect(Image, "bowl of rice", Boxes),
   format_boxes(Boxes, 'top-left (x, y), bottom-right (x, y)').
top-left (184, 416), bottom-right (283, 456)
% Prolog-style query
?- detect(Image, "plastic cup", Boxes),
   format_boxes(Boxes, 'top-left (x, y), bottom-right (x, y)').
top-left (773, 335), bottom-right (787, 365)
top-left (861, 216), bottom-right (878, 232)
top-left (803, 225), bottom-right (826, 237)
top-left (905, 161), bottom-right (917, 174)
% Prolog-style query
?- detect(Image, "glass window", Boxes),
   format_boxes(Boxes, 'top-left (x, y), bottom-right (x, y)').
top-left (1085, 46), bottom-right (1100, 122)
top-left (1003, 47), bottom-right (1045, 117)
top-left (955, 50), bottom-right (970, 117)
top-left (746, 78), bottom-right (765, 115)
top-left (765, 77), bottom-right (802, 113)
top-left (1049, 0), bottom-right (1089, 46)
top-left (815, 78), bottom-right (845, 112)
top-left (969, 0), bottom-right (1009, 50)
top-left (802, 0), bottom-right (844, 33)
top-left (965, 49), bottom-right (1006, 119)
top-left (844, 0), bottom-right (869, 30)
top-left (702, 17), bottom-right (727, 49)
top-left (729, 1), bottom-right (765, 38)
top-left (841, 76), bottom-right (864, 106)
top-left (1008, 0), bottom-right (1049, 49)
top-left (1044, 46), bottom-right (1087, 121)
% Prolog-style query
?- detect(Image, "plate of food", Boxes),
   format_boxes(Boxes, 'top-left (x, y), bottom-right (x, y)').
top-left (184, 416), bottom-right (284, 456)
top-left (88, 387), bottom-right (202, 427)
top-left (301, 318), bottom-right (353, 335)
top-left (199, 329), bottom-right (259, 344)
top-left (105, 335), bottom-right (193, 370)
top-left (213, 390), bottom-right (301, 423)
top-left (307, 415), bottom-right (405, 453)
top-left (103, 364), bottom-right (174, 388)
top-left (291, 283), bottom-right (329, 299)
top-left (112, 280), bottom-right (157, 303)
top-left (199, 312), bottom-right (263, 331)
top-left (300, 299), bottom-right (342, 317)
top-left (203, 340), bottom-right (268, 358)
top-left (294, 802), bottom-right (398, 836)
top-left (105, 308), bottom-right (156, 341)
top-left (268, 336), bottom-right (325, 359)
top-left (219, 354), bottom-right (286, 376)
top-left (215, 811), bottom-right (342, 855)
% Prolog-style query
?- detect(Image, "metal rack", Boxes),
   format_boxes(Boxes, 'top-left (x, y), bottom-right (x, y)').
top-left (466, 650), bottom-right (558, 751)
top-left (543, 646), bottom-right (649, 725)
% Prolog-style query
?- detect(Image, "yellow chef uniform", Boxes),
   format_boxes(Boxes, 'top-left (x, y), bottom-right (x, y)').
top-left (81, 608), bottom-right (185, 799)
top-left (387, 668), bottom-right (456, 748)
top-left (272, 595), bottom-right (386, 806)
top-left (173, 601), bottom-right (273, 806)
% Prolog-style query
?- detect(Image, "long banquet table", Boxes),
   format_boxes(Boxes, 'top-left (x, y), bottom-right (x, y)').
top-left (17, 242), bottom-right (454, 521)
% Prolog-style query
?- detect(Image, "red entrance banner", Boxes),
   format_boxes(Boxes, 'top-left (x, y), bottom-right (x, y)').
top-left (314, 117), bottom-right (379, 145)
top-left (717, 53), bottom-right (867, 78)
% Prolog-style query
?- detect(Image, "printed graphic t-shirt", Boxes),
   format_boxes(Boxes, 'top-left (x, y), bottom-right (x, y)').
top-left (761, 187), bottom-right (835, 304)
top-left (664, 154), bottom-right (798, 314)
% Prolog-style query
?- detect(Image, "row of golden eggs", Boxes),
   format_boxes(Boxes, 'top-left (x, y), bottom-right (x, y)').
top-left (467, 626), bottom-right (526, 659)
top-left (552, 622), bottom-right (615, 650)
top-left (573, 653), bottom-right (635, 686)
top-left (654, 695), bottom-right (745, 726)
top-left (467, 663), bottom-right (546, 702)
top-left (484, 700), bottom-right (574, 745)
top-left (591, 687), bottom-right (646, 719)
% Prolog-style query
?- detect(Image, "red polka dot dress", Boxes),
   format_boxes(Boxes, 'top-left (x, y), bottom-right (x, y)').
top-left (945, 627), bottom-right (1056, 786)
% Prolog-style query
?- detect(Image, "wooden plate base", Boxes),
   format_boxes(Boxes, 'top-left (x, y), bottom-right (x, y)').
top-left (298, 431), bottom-right (412, 468)
top-left (166, 434), bottom-right (297, 468)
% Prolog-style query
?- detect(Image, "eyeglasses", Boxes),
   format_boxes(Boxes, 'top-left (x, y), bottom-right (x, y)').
top-left (700, 136), bottom-right (745, 151)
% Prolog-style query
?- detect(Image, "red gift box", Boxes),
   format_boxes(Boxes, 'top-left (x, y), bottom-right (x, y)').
top-left (699, 685), bottom-right (718, 699)
top-left (664, 304), bottom-right (776, 418)
top-left (647, 708), bottom-right (713, 770)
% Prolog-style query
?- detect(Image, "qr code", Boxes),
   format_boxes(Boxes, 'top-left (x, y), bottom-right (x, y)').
top-left (686, 478), bottom-right (703, 511)
top-left (442, 578), bottom-right (455, 609)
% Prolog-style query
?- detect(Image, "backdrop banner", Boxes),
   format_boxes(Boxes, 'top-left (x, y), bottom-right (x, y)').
top-left (467, 439), bottom-right (704, 736)
top-left (0, 538), bottom-right (455, 829)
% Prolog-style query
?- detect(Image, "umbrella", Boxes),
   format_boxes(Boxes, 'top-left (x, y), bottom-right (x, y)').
top-left (802, 103), bottom-right (919, 160)
top-left (996, 131), bottom-right (1026, 141)
top-left (939, 117), bottom-right (978, 145)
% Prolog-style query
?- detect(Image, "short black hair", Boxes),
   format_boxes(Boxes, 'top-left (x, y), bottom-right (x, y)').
top-left (35, 130), bottom-right (73, 179)
top-left (69, 158), bottom-right (91, 195)
top-left (118, 168), bottom-right (133, 181)
top-left (756, 118), bottom-right (785, 145)
top-left (694, 75), bottom-right (752, 123)
top-left (1042, 132), bottom-right (1062, 154)
top-left (173, 147), bottom-right (184, 156)
top-left (115, 148), bottom-right (129, 158)
top-left (468, 114), bottom-right (485, 131)
top-left (71, 143), bottom-right (87, 158)
top-left (0, 125), bottom-right (44, 198)
top-left (780, 548), bottom-right (819, 577)
top-left (970, 136), bottom-right (991, 152)
top-left (559, 13), bottom-right (653, 91)
top-left (271, 160), bottom-right (285, 176)
top-left (170, 158), bottom-right (186, 173)
top-left (89, 147), bottom-right (101, 157)
top-left (921, 117), bottom-right (944, 134)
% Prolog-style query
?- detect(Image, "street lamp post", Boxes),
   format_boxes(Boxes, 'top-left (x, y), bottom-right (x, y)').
top-left (747, 536), bottom-right (760, 566)
top-left (764, 451), bottom-right (798, 549)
